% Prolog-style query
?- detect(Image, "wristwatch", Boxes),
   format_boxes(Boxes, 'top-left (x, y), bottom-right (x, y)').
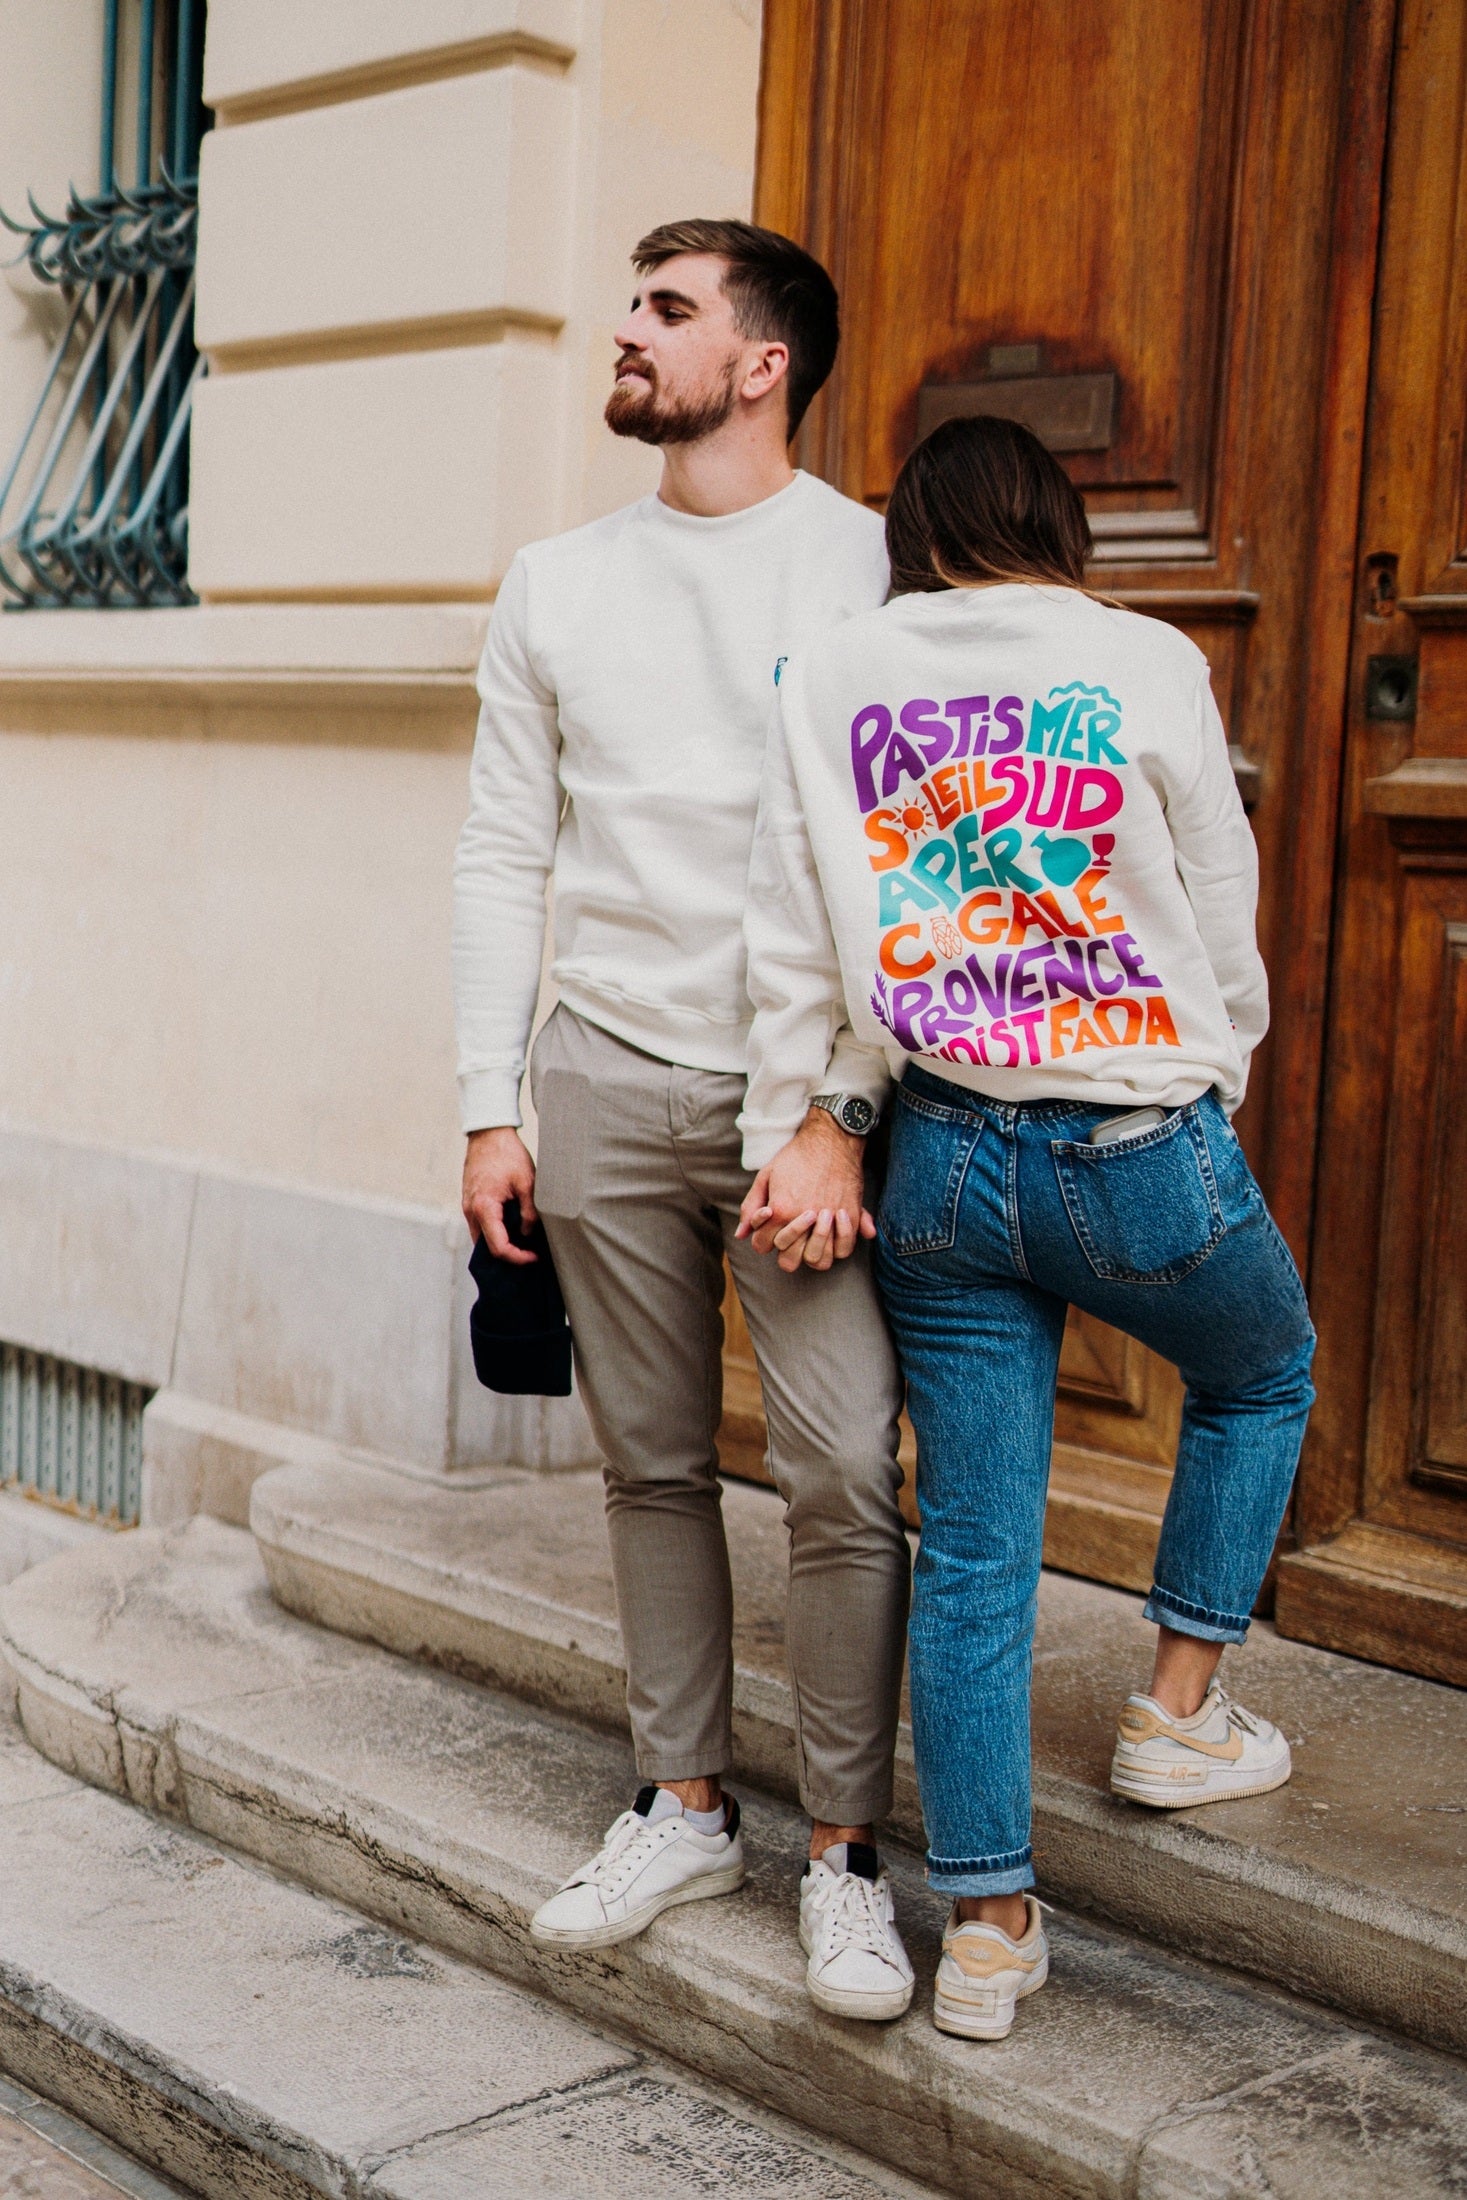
top-left (809, 1092), bottom-right (879, 1137)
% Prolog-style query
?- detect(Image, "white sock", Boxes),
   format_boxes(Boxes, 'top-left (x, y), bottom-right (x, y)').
top-left (807, 1839), bottom-right (879, 1880)
top-left (646, 1787), bottom-right (725, 1835)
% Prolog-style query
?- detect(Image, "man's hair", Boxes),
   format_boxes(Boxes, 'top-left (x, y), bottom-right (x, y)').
top-left (885, 415), bottom-right (1093, 595)
top-left (631, 219), bottom-right (839, 436)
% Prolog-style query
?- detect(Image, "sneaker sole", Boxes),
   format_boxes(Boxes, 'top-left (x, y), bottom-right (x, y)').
top-left (806, 1974), bottom-right (915, 2022)
top-left (1109, 1755), bottom-right (1292, 1810)
top-left (932, 1955), bottom-right (1049, 2041)
top-left (797, 1922), bottom-right (914, 2022)
top-left (528, 1860), bottom-right (746, 1950)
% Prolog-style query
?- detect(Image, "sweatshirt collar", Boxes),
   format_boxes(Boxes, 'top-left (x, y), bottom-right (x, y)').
top-left (641, 470), bottom-right (811, 535)
top-left (898, 581), bottom-right (1092, 615)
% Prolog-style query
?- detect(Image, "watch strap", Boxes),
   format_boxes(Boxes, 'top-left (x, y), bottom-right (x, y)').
top-left (809, 1092), bottom-right (878, 1137)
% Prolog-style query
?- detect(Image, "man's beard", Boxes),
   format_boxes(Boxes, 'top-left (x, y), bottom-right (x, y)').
top-left (604, 354), bottom-right (740, 446)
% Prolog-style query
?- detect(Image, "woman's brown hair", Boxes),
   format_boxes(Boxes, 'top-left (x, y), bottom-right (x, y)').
top-left (885, 413), bottom-right (1093, 595)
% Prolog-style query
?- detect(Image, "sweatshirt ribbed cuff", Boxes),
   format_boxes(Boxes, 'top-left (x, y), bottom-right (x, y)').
top-left (458, 1069), bottom-right (524, 1135)
top-left (739, 1047), bottom-right (892, 1172)
top-left (823, 1039), bottom-right (893, 1119)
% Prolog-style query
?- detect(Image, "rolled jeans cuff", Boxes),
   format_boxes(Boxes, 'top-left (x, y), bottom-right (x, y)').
top-left (1144, 1585), bottom-right (1251, 1645)
top-left (926, 1845), bottom-right (1034, 1898)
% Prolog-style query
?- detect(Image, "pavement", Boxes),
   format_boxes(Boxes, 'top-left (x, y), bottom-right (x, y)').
top-left (0, 2074), bottom-right (191, 2198)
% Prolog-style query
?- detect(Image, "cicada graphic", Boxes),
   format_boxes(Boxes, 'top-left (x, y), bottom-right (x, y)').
top-left (930, 915), bottom-right (962, 961)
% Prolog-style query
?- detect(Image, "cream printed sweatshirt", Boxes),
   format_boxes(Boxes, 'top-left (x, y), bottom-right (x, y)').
top-left (739, 584), bottom-right (1269, 1168)
top-left (453, 472), bottom-right (890, 1133)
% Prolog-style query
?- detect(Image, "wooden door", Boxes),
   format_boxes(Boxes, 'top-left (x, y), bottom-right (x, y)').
top-left (734, 0), bottom-right (1395, 1599)
top-left (1274, 0), bottom-right (1467, 1684)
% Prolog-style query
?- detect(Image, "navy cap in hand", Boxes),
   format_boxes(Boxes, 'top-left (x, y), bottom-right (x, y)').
top-left (468, 1201), bottom-right (573, 1397)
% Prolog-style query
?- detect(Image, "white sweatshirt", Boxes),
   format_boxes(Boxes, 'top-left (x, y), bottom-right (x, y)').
top-left (739, 583), bottom-right (1268, 1168)
top-left (452, 472), bottom-right (891, 1131)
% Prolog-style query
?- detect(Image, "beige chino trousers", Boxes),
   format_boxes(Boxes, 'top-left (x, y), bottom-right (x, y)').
top-left (530, 1005), bottom-right (910, 1825)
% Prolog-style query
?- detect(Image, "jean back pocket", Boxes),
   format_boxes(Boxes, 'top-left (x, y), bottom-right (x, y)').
top-left (1052, 1104), bottom-right (1224, 1284)
top-left (878, 1089), bottom-right (983, 1256)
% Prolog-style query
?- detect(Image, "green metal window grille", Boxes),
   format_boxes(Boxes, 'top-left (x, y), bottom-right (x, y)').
top-left (0, 1344), bottom-right (150, 1527)
top-left (0, 0), bottom-right (208, 608)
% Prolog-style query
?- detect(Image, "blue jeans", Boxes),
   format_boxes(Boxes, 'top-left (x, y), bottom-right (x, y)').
top-left (875, 1068), bottom-right (1315, 1897)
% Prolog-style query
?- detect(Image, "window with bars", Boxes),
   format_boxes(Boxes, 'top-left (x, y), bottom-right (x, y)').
top-left (0, 1344), bottom-right (151, 1526)
top-left (0, 0), bottom-right (208, 607)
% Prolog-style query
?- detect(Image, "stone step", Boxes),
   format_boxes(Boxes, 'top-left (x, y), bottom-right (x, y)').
top-left (248, 1457), bottom-right (1467, 2058)
top-left (0, 1696), bottom-right (940, 2200)
top-left (3, 1520), bottom-right (1464, 2200)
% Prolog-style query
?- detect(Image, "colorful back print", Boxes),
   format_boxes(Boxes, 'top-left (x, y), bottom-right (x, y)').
top-left (853, 684), bottom-right (1183, 1070)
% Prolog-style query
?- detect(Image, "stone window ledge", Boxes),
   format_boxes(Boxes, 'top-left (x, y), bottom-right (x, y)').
top-left (0, 603), bottom-right (489, 704)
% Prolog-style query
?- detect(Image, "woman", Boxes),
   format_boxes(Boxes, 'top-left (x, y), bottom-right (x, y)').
top-left (736, 415), bottom-right (1315, 2041)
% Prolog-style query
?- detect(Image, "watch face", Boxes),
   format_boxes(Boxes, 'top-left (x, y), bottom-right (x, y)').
top-left (839, 1096), bottom-right (878, 1135)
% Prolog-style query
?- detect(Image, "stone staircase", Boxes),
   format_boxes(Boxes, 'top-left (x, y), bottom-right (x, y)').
top-left (251, 1459), bottom-right (1467, 2056)
top-left (0, 1691), bottom-right (931, 2200)
top-left (0, 1465), bottom-right (1464, 2198)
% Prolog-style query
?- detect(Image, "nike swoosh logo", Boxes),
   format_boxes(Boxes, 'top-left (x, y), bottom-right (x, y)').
top-left (1118, 1707), bottom-right (1246, 1762)
top-left (1166, 1729), bottom-right (1243, 1762)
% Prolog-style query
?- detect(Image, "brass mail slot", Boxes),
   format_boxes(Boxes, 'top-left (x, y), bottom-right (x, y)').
top-left (917, 370), bottom-right (1117, 452)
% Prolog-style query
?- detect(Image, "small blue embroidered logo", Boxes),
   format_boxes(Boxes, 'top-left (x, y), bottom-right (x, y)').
top-left (774, 656), bottom-right (788, 686)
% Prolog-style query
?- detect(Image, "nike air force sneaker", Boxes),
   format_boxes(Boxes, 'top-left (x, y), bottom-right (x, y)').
top-left (798, 1842), bottom-right (914, 2021)
top-left (932, 1894), bottom-right (1049, 2040)
top-left (1110, 1687), bottom-right (1292, 1808)
top-left (530, 1786), bottom-right (745, 1949)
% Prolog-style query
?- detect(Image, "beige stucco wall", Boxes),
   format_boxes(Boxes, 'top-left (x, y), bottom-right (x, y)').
top-left (0, 3), bottom-right (105, 494)
top-left (191, 0), bottom-right (762, 593)
top-left (579, 0), bottom-right (764, 522)
top-left (0, 698), bottom-right (471, 1205)
top-left (0, 0), bottom-right (763, 1212)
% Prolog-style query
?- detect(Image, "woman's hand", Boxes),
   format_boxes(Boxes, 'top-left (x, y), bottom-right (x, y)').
top-left (736, 1109), bottom-right (876, 1272)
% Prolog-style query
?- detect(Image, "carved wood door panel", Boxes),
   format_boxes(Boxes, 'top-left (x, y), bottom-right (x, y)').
top-left (1274, 0), bottom-right (1467, 1684)
top-left (740, 0), bottom-right (1379, 1597)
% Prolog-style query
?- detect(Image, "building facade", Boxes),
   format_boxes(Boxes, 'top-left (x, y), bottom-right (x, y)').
top-left (1, 0), bottom-right (1463, 1685)
top-left (0, 0), bottom-right (760, 1520)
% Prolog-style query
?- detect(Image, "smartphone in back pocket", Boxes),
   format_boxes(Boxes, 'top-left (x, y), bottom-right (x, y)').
top-left (1088, 1106), bottom-right (1168, 1148)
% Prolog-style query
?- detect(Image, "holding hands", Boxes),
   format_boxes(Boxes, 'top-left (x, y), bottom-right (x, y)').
top-left (736, 1106), bottom-right (875, 1272)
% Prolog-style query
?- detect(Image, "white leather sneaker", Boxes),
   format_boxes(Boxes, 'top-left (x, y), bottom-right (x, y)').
top-left (530, 1787), bottom-right (745, 1949)
top-left (932, 1894), bottom-right (1049, 2040)
top-left (1110, 1687), bottom-right (1292, 1807)
top-left (799, 1843), bottom-right (914, 2021)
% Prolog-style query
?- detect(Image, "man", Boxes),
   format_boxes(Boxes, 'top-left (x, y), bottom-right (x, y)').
top-left (453, 220), bottom-right (912, 2020)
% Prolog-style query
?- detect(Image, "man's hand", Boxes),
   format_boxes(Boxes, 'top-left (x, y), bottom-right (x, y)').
top-left (735, 1108), bottom-right (876, 1273)
top-left (462, 1126), bottom-right (539, 1265)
